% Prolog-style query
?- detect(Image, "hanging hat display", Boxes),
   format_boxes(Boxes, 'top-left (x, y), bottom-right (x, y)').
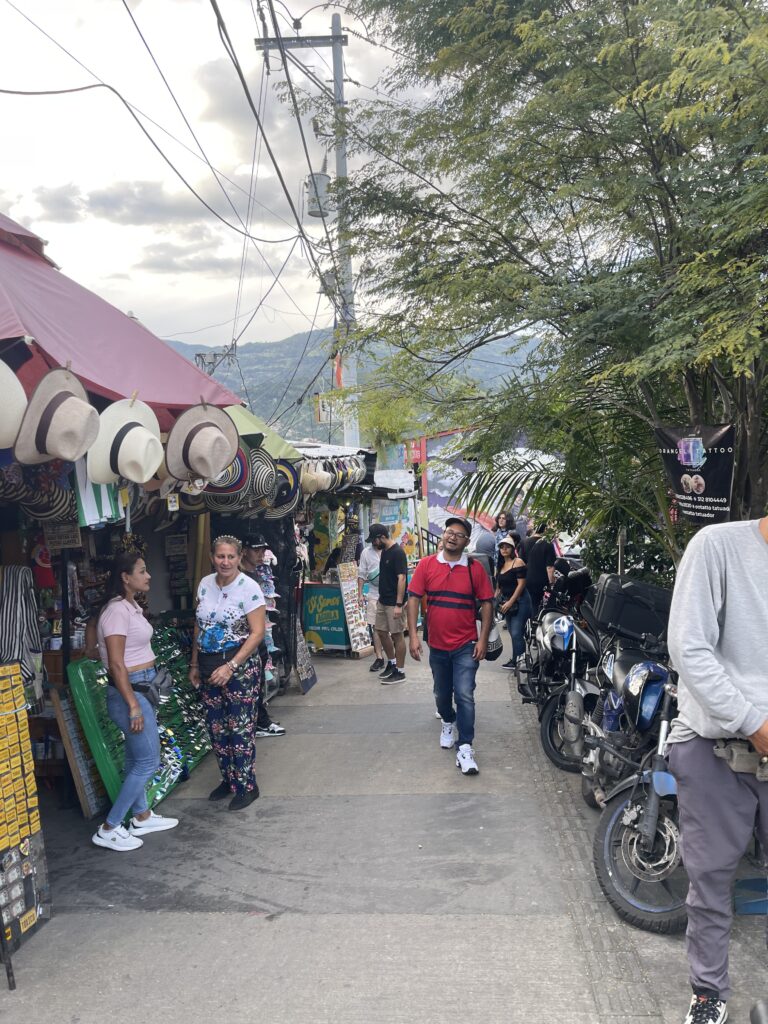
top-left (263, 459), bottom-right (301, 520)
top-left (87, 398), bottom-right (164, 486)
top-left (165, 404), bottom-right (238, 482)
top-left (248, 446), bottom-right (277, 500)
top-left (0, 361), bottom-right (28, 450)
top-left (206, 444), bottom-right (250, 495)
top-left (14, 368), bottom-right (99, 466)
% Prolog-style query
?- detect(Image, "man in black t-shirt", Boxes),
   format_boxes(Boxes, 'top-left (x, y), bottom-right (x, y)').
top-left (524, 523), bottom-right (557, 611)
top-left (370, 523), bottom-right (408, 683)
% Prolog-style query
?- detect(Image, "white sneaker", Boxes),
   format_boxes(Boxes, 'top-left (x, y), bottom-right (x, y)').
top-left (682, 995), bottom-right (727, 1024)
top-left (92, 824), bottom-right (143, 852)
top-left (129, 811), bottom-right (179, 835)
top-left (440, 721), bottom-right (455, 749)
top-left (456, 744), bottom-right (479, 775)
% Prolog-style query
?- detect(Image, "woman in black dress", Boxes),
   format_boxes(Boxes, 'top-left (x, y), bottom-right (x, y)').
top-left (496, 537), bottom-right (533, 669)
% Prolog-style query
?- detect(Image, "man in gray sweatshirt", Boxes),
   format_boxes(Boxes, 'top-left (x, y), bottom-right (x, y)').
top-left (667, 518), bottom-right (768, 1024)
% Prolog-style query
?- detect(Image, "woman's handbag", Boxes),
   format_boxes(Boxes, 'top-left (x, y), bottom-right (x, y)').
top-left (131, 665), bottom-right (174, 709)
top-left (468, 559), bottom-right (504, 661)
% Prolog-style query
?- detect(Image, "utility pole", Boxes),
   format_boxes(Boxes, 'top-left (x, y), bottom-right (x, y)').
top-left (255, 13), bottom-right (360, 447)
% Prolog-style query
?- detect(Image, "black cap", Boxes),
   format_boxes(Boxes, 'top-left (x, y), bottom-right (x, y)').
top-left (366, 523), bottom-right (389, 542)
top-left (243, 536), bottom-right (268, 550)
top-left (444, 516), bottom-right (472, 537)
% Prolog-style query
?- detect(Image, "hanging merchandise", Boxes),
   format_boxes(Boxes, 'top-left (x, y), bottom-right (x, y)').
top-left (73, 458), bottom-right (122, 528)
top-left (263, 460), bottom-right (301, 519)
top-left (0, 568), bottom-right (44, 713)
top-left (0, 361), bottom-right (28, 449)
top-left (337, 562), bottom-right (374, 654)
top-left (165, 404), bottom-right (239, 485)
top-left (86, 398), bottom-right (163, 486)
top-left (13, 368), bottom-right (99, 467)
top-left (0, 663), bottom-right (50, 988)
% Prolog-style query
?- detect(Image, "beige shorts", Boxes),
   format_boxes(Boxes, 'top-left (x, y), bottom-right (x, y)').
top-left (365, 597), bottom-right (379, 627)
top-left (375, 601), bottom-right (404, 635)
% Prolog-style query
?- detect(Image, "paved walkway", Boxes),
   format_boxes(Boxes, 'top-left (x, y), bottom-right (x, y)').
top-left (3, 645), bottom-right (764, 1023)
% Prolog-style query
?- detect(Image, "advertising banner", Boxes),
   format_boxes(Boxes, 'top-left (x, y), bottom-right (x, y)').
top-left (654, 424), bottom-right (735, 524)
top-left (302, 584), bottom-right (349, 650)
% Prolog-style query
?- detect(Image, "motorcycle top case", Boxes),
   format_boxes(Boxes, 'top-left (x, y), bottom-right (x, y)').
top-left (585, 573), bottom-right (671, 641)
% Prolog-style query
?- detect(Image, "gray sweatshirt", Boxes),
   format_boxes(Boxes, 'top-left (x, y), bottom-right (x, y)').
top-left (668, 519), bottom-right (768, 743)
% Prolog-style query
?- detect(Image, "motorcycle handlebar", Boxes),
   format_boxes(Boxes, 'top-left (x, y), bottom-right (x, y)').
top-left (606, 623), bottom-right (668, 651)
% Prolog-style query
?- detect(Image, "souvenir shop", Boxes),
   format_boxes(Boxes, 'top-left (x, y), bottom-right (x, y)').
top-left (0, 213), bottom-right (309, 986)
top-left (294, 443), bottom-right (419, 658)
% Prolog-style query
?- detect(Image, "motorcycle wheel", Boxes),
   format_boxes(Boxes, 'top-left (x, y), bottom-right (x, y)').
top-left (593, 791), bottom-right (688, 934)
top-left (581, 772), bottom-right (601, 810)
top-left (539, 694), bottom-right (582, 773)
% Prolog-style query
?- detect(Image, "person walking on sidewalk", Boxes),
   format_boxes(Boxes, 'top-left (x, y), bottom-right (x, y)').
top-left (497, 537), bottom-right (532, 669)
top-left (358, 538), bottom-right (385, 673)
top-left (92, 552), bottom-right (178, 852)
top-left (667, 518), bottom-right (768, 1024)
top-left (406, 517), bottom-right (493, 775)
top-left (370, 523), bottom-right (408, 684)
top-left (240, 537), bottom-right (285, 737)
top-left (188, 535), bottom-right (266, 812)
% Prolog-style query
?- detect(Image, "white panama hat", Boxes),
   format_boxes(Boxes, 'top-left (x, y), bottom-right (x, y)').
top-left (87, 398), bottom-right (164, 485)
top-left (165, 404), bottom-right (238, 483)
top-left (14, 368), bottom-right (99, 466)
top-left (0, 361), bottom-right (28, 449)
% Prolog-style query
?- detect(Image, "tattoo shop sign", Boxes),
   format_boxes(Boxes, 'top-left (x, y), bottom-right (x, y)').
top-left (654, 425), bottom-right (735, 524)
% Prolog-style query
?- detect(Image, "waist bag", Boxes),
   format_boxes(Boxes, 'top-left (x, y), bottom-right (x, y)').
top-left (713, 739), bottom-right (768, 782)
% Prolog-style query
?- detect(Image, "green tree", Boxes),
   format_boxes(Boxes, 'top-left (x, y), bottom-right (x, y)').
top-left (341, 0), bottom-right (768, 552)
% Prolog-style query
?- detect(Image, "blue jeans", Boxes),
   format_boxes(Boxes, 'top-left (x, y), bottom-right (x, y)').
top-left (506, 589), bottom-right (533, 660)
top-left (429, 641), bottom-right (479, 747)
top-left (105, 668), bottom-right (161, 827)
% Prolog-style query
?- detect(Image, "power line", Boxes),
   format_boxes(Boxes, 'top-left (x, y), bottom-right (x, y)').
top-left (267, 291), bottom-right (325, 424)
top-left (207, 0), bottom-right (344, 323)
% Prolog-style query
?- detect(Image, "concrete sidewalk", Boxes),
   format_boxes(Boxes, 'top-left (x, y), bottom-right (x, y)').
top-left (2, 647), bottom-right (764, 1023)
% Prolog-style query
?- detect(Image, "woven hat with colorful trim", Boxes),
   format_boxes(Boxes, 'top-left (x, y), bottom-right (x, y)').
top-left (264, 459), bottom-right (301, 519)
top-left (206, 444), bottom-right (250, 495)
top-left (248, 446), bottom-right (277, 500)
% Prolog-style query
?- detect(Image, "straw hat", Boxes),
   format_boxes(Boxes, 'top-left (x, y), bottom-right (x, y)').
top-left (14, 368), bottom-right (98, 466)
top-left (0, 361), bottom-right (28, 449)
top-left (206, 444), bottom-right (250, 495)
top-left (165, 404), bottom-right (238, 482)
top-left (87, 398), bottom-right (164, 485)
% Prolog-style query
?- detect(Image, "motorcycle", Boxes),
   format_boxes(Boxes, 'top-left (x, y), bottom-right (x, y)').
top-left (592, 675), bottom-right (688, 933)
top-left (537, 612), bottom-right (602, 773)
top-left (569, 630), bottom-right (670, 808)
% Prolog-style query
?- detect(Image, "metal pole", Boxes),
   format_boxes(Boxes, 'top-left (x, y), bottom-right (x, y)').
top-left (331, 12), bottom-right (359, 448)
top-left (617, 527), bottom-right (626, 575)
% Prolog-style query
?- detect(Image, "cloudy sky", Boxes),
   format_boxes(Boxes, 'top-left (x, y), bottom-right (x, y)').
top-left (0, 0), bottom-right (394, 349)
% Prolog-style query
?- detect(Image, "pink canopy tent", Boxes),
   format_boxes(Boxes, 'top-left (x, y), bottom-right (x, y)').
top-left (0, 215), bottom-right (240, 430)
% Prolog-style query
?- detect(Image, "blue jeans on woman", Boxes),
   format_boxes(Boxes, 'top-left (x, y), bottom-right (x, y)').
top-left (506, 589), bottom-right (533, 660)
top-left (105, 667), bottom-right (161, 827)
top-left (429, 641), bottom-right (479, 747)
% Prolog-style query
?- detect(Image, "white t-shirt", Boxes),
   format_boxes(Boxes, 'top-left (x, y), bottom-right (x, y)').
top-left (357, 544), bottom-right (381, 600)
top-left (195, 572), bottom-right (265, 653)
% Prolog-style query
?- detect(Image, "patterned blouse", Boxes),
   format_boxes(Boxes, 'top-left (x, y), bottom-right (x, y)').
top-left (195, 572), bottom-right (265, 653)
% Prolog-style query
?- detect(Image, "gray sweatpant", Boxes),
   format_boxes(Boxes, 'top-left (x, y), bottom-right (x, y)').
top-left (668, 735), bottom-right (768, 1001)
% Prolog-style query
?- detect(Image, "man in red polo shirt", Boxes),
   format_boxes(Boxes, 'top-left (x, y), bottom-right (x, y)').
top-left (406, 517), bottom-right (494, 774)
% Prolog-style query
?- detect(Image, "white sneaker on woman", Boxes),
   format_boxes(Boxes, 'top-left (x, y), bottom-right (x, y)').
top-left (129, 811), bottom-right (179, 835)
top-left (92, 824), bottom-right (143, 852)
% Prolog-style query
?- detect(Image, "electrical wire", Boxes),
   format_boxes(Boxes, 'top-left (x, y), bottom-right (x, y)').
top-left (267, 291), bottom-right (325, 424)
top-left (264, 1), bottom-right (344, 298)
top-left (208, 0), bottom-right (344, 323)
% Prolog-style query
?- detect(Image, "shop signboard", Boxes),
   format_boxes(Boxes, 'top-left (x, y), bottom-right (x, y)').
top-left (654, 424), bottom-right (735, 524)
top-left (43, 522), bottom-right (82, 553)
top-left (303, 584), bottom-right (349, 650)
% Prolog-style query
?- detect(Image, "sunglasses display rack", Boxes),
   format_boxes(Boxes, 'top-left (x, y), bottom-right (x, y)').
top-left (67, 624), bottom-right (210, 810)
top-left (0, 663), bottom-right (50, 989)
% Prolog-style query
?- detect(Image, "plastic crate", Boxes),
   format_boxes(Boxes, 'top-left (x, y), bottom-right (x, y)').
top-left (584, 573), bottom-right (671, 641)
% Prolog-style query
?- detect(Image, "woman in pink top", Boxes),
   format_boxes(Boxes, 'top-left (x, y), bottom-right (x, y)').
top-left (91, 552), bottom-right (178, 853)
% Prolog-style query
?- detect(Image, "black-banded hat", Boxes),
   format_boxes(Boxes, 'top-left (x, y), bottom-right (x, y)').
top-left (165, 404), bottom-right (238, 483)
top-left (86, 398), bottom-right (163, 485)
top-left (263, 460), bottom-right (301, 519)
top-left (14, 368), bottom-right (99, 466)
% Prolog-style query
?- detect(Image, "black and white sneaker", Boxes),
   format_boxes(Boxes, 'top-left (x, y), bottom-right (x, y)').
top-left (682, 995), bottom-right (727, 1024)
top-left (254, 721), bottom-right (286, 737)
top-left (381, 669), bottom-right (406, 685)
top-left (379, 664), bottom-right (396, 680)
top-left (369, 658), bottom-right (385, 673)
